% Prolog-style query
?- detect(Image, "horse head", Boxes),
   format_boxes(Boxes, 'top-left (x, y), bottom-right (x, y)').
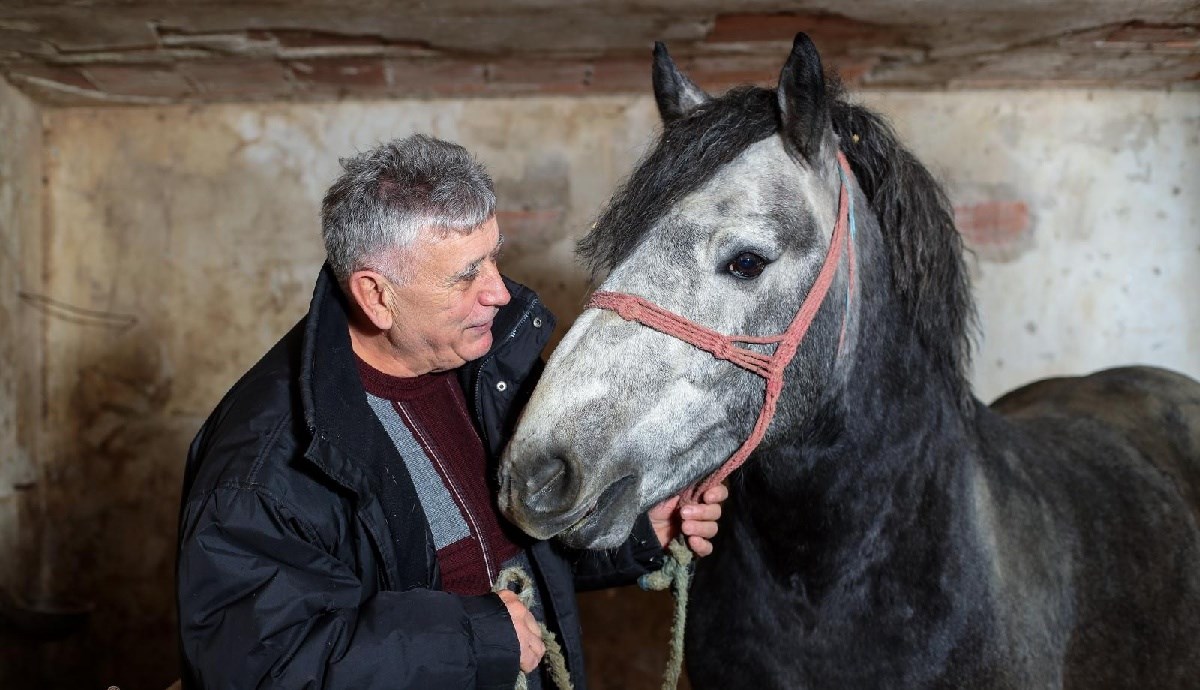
top-left (492, 33), bottom-right (1200, 690)
top-left (499, 34), bottom-right (876, 548)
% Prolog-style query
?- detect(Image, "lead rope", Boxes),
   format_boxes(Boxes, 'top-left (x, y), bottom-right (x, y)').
top-left (637, 537), bottom-right (695, 690)
top-left (493, 567), bottom-right (574, 690)
top-left (495, 545), bottom-right (694, 690)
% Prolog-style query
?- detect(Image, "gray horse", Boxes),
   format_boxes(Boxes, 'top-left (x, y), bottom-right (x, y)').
top-left (498, 33), bottom-right (1200, 688)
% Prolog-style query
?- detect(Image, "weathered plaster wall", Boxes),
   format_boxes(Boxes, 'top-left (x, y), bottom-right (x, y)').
top-left (0, 76), bottom-right (47, 684)
top-left (866, 91), bottom-right (1200, 402)
top-left (0, 77), bottom-right (42, 596)
top-left (29, 90), bottom-right (1200, 688)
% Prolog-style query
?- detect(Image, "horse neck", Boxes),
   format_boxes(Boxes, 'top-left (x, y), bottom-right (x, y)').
top-left (741, 274), bottom-right (988, 601)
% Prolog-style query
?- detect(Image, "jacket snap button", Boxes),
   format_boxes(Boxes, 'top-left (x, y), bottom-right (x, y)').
top-left (532, 317), bottom-right (543, 328)
top-left (496, 381), bottom-right (508, 392)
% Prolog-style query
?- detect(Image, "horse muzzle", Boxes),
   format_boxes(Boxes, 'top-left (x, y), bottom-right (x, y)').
top-left (499, 454), bottom-right (640, 548)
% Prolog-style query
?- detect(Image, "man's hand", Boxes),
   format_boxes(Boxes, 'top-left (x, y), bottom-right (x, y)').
top-left (648, 483), bottom-right (729, 557)
top-left (498, 590), bottom-right (545, 673)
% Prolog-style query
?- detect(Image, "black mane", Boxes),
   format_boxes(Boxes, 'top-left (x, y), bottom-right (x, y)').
top-left (577, 83), bottom-right (976, 402)
top-left (830, 98), bottom-right (977, 404)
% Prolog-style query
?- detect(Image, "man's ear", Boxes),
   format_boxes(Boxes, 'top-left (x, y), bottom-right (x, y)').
top-left (347, 270), bottom-right (396, 331)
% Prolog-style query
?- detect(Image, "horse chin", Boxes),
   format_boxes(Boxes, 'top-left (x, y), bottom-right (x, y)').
top-left (558, 508), bottom-right (638, 549)
top-left (557, 476), bottom-right (640, 549)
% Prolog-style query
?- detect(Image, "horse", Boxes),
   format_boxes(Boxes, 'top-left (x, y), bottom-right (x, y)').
top-left (497, 33), bottom-right (1200, 688)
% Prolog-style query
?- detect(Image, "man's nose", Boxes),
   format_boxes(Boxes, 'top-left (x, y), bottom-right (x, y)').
top-left (480, 263), bottom-right (510, 307)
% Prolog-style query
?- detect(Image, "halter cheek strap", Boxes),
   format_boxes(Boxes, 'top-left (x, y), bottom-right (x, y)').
top-left (586, 152), bottom-right (858, 506)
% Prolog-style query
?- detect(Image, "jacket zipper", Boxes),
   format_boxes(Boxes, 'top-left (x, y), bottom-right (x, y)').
top-left (472, 297), bottom-right (541, 450)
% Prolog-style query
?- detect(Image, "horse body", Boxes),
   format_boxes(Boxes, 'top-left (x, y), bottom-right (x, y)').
top-left (498, 34), bottom-right (1200, 687)
top-left (689, 361), bottom-right (1200, 688)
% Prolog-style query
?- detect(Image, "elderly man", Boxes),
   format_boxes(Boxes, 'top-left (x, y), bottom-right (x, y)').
top-left (176, 134), bottom-right (726, 689)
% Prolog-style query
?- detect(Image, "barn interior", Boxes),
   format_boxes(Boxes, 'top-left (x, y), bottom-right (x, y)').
top-left (1, 1), bottom-right (1198, 687)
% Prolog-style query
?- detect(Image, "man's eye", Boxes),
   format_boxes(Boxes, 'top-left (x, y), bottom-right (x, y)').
top-left (727, 252), bottom-right (769, 280)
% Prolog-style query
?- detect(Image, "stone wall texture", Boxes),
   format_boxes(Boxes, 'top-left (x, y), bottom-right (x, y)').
top-left (0, 88), bottom-right (1195, 687)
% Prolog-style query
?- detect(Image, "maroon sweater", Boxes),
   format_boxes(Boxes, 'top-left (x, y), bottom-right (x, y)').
top-left (357, 356), bottom-right (523, 596)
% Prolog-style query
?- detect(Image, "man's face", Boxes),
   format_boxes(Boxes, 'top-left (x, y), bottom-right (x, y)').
top-left (384, 217), bottom-right (510, 373)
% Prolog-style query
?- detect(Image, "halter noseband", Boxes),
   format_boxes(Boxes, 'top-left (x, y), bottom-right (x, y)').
top-left (585, 152), bottom-right (858, 506)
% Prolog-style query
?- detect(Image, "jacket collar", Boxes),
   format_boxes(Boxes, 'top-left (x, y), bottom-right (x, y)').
top-left (297, 263), bottom-right (543, 493)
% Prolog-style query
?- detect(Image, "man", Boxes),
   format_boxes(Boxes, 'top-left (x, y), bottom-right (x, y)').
top-left (176, 134), bottom-right (726, 689)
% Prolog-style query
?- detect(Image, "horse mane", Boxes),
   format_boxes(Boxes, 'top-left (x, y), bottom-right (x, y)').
top-left (830, 97), bottom-right (977, 404)
top-left (578, 82), bottom-right (976, 403)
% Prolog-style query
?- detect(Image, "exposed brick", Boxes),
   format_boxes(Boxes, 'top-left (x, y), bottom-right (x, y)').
top-left (3, 63), bottom-right (94, 91)
top-left (585, 57), bottom-right (651, 92)
top-left (708, 11), bottom-right (900, 48)
top-left (486, 59), bottom-right (592, 94)
top-left (270, 29), bottom-right (388, 49)
top-left (154, 27), bottom-right (278, 55)
top-left (83, 64), bottom-right (193, 99)
top-left (827, 56), bottom-right (876, 84)
top-left (1103, 22), bottom-right (1200, 51)
top-left (265, 29), bottom-right (435, 59)
top-left (387, 59), bottom-right (488, 96)
top-left (1061, 21), bottom-right (1200, 53)
top-left (677, 54), bottom-right (790, 90)
top-left (289, 56), bottom-right (389, 92)
top-left (21, 13), bottom-right (158, 52)
top-left (177, 59), bottom-right (292, 98)
top-left (954, 200), bottom-right (1032, 261)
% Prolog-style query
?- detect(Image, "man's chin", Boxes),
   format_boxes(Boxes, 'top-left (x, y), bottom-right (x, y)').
top-left (467, 328), bottom-right (493, 351)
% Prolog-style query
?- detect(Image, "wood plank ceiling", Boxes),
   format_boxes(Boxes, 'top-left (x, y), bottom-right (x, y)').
top-left (0, 0), bottom-right (1197, 105)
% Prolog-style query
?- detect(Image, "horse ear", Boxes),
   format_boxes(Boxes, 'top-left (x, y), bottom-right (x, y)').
top-left (652, 42), bottom-right (710, 123)
top-left (777, 33), bottom-right (831, 164)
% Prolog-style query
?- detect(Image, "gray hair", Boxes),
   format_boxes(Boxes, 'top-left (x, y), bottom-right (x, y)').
top-left (321, 134), bottom-right (496, 283)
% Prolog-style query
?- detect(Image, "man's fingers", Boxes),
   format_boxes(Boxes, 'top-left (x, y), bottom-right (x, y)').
top-left (703, 484), bottom-right (729, 504)
top-left (688, 535), bottom-right (714, 557)
top-left (681, 518), bottom-right (718, 539)
top-left (519, 618), bottom-right (545, 673)
top-left (681, 503), bottom-right (721, 522)
top-left (502, 591), bottom-right (547, 673)
top-left (528, 630), bottom-right (545, 657)
top-left (650, 494), bottom-right (681, 516)
top-left (675, 482), bottom-right (726, 558)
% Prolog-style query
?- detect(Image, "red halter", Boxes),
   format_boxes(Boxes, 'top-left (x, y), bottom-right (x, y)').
top-left (585, 152), bottom-right (857, 506)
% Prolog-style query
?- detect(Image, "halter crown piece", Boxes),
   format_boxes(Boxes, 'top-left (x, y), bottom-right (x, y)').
top-left (586, 151), bottom-right (858, 508)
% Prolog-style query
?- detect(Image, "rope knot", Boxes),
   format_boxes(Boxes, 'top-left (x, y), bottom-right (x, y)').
top-left (711, 341), bottom-right (736, 363)
top-left (494, 567), bottom-right (573, 690)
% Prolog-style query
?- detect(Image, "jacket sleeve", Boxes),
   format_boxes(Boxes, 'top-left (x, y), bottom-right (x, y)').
top-left (177, 484), bottom-right (519, 690)
top-left (568, 512), bottom-right (667, 592)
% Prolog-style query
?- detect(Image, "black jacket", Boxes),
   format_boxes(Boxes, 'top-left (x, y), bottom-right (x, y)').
top-left (176, 266), bottom-right (663, 689)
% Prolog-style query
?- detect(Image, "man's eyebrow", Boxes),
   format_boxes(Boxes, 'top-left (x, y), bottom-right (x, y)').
top-left (448, 234), bottom-right (505, 283)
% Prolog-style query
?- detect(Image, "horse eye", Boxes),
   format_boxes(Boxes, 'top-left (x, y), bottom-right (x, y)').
top-left (727, 252), bottom-right (769, 280)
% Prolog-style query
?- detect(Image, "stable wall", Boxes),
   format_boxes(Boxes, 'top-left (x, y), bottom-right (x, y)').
top-left (0, 76), bottom-right (46, 684)
top-left (12, 90), bottom-right (1200, 688)
top-left (0, 77), bottom-right (42, 602)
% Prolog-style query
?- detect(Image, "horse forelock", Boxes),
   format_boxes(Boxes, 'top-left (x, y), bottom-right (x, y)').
top-left (579, 81), bottom-right (977, 405)
top-left (577, 86), bottom-right (779, 276)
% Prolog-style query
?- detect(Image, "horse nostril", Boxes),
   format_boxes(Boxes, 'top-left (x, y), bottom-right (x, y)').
top-left (522, 457), bottom-right (577, 512)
